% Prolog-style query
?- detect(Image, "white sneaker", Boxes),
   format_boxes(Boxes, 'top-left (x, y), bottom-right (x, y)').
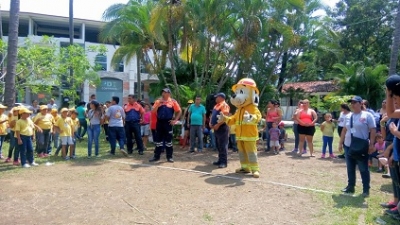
top-left (22, 164), bottom-right (31, 168)
top-left (30, 162), bottom-right (39, 166)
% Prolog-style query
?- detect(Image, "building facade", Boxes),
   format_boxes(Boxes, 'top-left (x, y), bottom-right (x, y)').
top-left (1, 11), bottom-right (158, 106)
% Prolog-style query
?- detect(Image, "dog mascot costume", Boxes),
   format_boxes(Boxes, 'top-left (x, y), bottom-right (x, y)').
top-left (218, 78), bottom-right (262, 178)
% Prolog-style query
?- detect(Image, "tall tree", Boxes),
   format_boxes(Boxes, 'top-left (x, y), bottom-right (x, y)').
top-left (389, 0), bottom-right (400, 75)
top-left (4, 0), bottom-right (20, 106)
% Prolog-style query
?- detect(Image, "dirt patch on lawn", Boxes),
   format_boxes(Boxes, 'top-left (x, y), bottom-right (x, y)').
top-left (0, 145), bottom-right (390, 225)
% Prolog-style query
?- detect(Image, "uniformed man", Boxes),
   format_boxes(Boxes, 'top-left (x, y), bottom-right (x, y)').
top-left (124, 95), bottom-right (145, 155)
top-left (149, 88), bottom-right (181, 162)
top-left (211, 93), bottom-right (230, 168)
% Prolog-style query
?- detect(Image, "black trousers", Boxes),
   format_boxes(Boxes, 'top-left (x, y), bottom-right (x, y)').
top-left (214, 124), bottom-right (229, 164)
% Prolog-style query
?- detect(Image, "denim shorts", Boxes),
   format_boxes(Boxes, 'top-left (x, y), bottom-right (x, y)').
top-left (60, 136), bottom-right (74, 145)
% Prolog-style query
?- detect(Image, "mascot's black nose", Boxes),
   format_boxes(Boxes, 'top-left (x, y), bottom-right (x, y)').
top-left (231, 93), bottom-right (236, 98)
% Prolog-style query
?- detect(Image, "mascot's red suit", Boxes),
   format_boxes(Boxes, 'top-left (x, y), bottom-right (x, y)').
top-left (218, 78), bottom-right (262, 178)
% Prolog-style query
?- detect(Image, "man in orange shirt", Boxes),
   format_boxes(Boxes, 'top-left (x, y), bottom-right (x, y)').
top-left (124, 94), bottom-right (145, 155)
top-left (210, 93), bottom-right (230, 168)
top-left (149, 88), bottom-right (181, 162)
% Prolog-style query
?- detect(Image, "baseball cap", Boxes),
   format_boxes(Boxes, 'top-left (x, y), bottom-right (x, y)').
top-left (386, 74), bottom-right (400, 95)
top-left (162, 88), bottom-right (171, 93)
top-left (347, 96), bottom-right (363, 103)
top-left (214, 93), bottom-right (226, 99)
top-left (60, 108), bottom-right (69, 113)
top-left (19, 107), bottom-right (32, 115)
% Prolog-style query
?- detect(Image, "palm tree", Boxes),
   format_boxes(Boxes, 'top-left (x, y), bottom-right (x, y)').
top-left (4, 0), bottom-right (20, 107)
top-left (389, 0), bottom-right (400, 75)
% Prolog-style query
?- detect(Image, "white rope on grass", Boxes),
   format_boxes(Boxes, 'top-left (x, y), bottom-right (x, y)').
top-left (106, 159), bottom-right (335, 194)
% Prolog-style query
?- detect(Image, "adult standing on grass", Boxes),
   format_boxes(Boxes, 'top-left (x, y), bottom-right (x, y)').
top-left (181, 100), bottom-right (193, 149)
top-left (86, 101), bottom-right (103, 158)
top-left (124, 95), bottom-right (145, 155)
top-left (385, 74), bottom-right (400, 215)
top-left (106, 96), bottom-right (127, 156)
top-left (339, 96), bottom-right (376, 197)
top-left (16, 107), bottom-right (39, 168)
top-left (149, 88), bottom-right (181, 163)
top-left (337, 104), bottom-right (351, 159)
top-left (33, 105), bottom-right (52, 158)
top-left (189, 96), bottom-right (206, 153)
top-left (296, 99), bottom-right (317, 157)
top-left (265, 100), bottom-right (282, 152)
top-left (292, 101), bottom-right (307, 153)
top-left (76, 101), bottom-right (87, 140)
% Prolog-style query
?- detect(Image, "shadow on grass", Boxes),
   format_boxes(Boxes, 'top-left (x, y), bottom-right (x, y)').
top-left (203, 173), bottom-right (245, 187)
top-left (0, 164), bottom-right (19, 173)
top-left (374, 215), bottom-right (400, 224)
top-left (380, 183), bottom-right (393, 193)
top-left (332, 194), bottom-right (368, 209)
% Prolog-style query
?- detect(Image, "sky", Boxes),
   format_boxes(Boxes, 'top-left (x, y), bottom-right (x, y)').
top-left (0, 0), bottom-right (339, 21)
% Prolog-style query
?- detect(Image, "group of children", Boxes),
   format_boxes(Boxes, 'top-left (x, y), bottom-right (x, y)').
top-left (1, 105), bottom-right (79, 168)
top-left (258, 121), bottom-right (287, 154)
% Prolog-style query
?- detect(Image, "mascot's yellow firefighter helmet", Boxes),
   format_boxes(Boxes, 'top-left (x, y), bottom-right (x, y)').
top-left (232, 78), bottom-right (259, 94)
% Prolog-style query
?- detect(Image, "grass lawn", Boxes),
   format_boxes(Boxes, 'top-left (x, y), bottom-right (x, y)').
top-left (0, 126), bottom-right (399, 224)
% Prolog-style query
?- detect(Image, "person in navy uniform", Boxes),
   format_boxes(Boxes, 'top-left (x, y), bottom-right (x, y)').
top-left (211, 93), bottom-right (230, 168)
top-left (124, 95), bottom-right (145, 155)
top-left (149, 88), bottom-right (182, 162)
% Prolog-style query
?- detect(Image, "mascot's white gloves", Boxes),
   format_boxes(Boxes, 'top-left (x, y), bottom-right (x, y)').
top-left (243, 111), bottom-right (258, 123)
top-left (217, 112), bottom-right (229, 123)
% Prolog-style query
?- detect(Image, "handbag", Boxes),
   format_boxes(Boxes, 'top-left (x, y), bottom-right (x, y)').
top-left (348, 115), bottom-right (369, 160)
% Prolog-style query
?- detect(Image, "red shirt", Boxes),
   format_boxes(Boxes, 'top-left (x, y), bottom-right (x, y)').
top-left (150, 111), bottom-right (157, 130)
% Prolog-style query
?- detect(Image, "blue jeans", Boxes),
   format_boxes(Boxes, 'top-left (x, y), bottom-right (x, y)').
top-left (48, 132), bottom-right (60, 154)
top-left (19, 135), bottom-right (34, 166)
top-left (37, 129), bottom-right (51, 154)
top-left (108, 126), bottom-right (126, 154)
top-left (390, 162), bottom-right (400, 199)
top-left (87, 124), bottom-right (101, 156)
top-left (190, 125), bottom-right (204, 151)
top-left (293, 124), bottom-right (307, 150)
top-left (344, 145), bottom-right (370, 192)
top-left (322, 136), bottom-right (333, 154)
top-left (78, 118), bottom-right (87, 138)
top-left (7, 131), bottom-right (19, 161)
top-left (229, 134), bottom-right (238, 151)
top-left (0, 134), bottom-right (5, 156)
top-left (209, 130), bottom-right (216, 150)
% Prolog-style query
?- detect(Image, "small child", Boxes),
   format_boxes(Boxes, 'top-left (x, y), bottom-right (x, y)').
top-left (320, 113), bottom-right (335, 158)
top-left (269, 122), bottom-right (281, 154)
top-left (370, 133), bottom-right (386, 172)
top-left (54, 108), bottom-right (74, 160)
top-left (278, 122), bottom-right (287, 151)
top-left (69, 109), bottom-right (80, 157)
top-left (229, 124), bottom-right (238, 152)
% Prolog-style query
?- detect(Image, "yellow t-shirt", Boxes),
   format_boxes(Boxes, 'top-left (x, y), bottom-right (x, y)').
top-left (0, 114), bottom-right (8, 135)
top-left (70, 117), bottom-right (79, 133)
top-left (321, 121), bottom-right (335, 137)
top-left (230, 124), bottom-right (236, 134)
top-left (33, 113), bottom-right (53, 130)
top-left (55, 117), bottom-right (73, 137)
top-left (9, 115), bottom-right (19, 132)
top-left (15, 118), bottom-right (35, 136)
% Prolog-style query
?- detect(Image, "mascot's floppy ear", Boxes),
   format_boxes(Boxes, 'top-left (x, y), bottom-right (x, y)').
top-left (253, 90), bottom-right (259, 106)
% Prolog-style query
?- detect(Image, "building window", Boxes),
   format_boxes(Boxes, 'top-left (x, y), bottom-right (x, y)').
top-left (118, 60), bottom-right (124, 72)
top-left (95, 54), bottom-right (107, 71)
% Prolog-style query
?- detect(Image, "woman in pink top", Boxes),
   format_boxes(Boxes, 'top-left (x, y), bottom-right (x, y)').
top-left (265, 100), bottom-right (282, 151)
top-left (141, 104), bottom-right (151, 150)
top-left (296, 99), bottom-right (317, 157)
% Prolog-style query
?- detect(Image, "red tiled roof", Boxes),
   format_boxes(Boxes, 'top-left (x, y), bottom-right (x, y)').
top-left (282, 81), bottom-right (339, 93)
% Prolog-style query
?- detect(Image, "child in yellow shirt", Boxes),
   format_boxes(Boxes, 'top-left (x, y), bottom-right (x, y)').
top-left (33, 105), bottom-right (53, 158)
top-left (15, 107), bottom-right (38, 168)
top-left (69, 108), bottom-right (80, 157)
top-left (0, 104), bottom-right (9, 159)
top-left (320, 113), bottom-right (336, 158)
top-left (54, 108), bottom-right (74, 160)
top-left (6, 107), bottom-right (20, 165)
top-left (229, 124), bottom-right (238, 152)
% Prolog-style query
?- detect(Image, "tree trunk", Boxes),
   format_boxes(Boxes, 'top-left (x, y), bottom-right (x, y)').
top-left (136, 50), bottom-right (142, 99)
top-left (4, 0), bottom-right (20, 107)
top-left (168, 3), bottom-right (179, 101)
top-left (389, 1), bottom-right (400, 75)
top-left (277, 51), bottom-right (289, 92)
top-left (69, 0), bottom-right (74, 101)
